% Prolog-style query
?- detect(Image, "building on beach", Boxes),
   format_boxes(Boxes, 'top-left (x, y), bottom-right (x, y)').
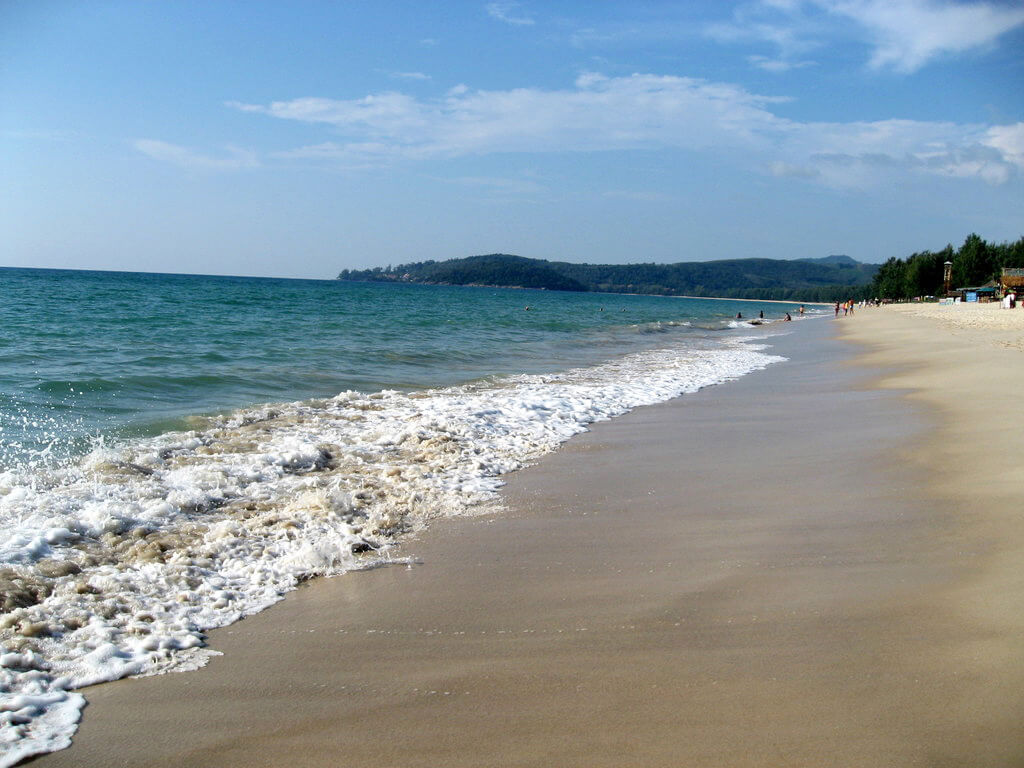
top-left (1001, 267), bottom-right (1024, 295)
top-left (954, 281), bottom-right (999, 302)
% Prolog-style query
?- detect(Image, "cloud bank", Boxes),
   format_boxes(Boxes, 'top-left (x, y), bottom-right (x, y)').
top-left (228, 73), bottom-right (1023, 187)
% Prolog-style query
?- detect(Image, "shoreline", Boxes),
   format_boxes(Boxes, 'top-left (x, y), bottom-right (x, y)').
top-left (676, 295), bottom-right (830, 305)
top-left (30, 311), bottom-right (1024, 766)
top-left (337, 277), bottom-right (832, 305)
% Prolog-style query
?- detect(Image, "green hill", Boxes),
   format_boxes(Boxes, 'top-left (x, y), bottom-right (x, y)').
top-left (338, 253), bottom-right (879, 302)
top-left (360, 254), bottom-right (588, 292)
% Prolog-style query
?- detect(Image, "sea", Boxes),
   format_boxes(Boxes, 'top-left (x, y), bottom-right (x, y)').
top-left (0, 266), bottom-right (814, 763)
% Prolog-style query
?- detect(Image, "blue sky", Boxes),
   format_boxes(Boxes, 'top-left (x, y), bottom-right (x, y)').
top-left (2, 0), bottom-right (1023, 278)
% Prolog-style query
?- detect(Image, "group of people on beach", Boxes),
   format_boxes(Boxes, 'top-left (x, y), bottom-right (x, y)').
top-left (835, 300), bottom-right (856, 317)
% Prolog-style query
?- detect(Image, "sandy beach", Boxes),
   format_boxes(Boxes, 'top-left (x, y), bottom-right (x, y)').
top-left (30, 305), bottom-right (1024, 767)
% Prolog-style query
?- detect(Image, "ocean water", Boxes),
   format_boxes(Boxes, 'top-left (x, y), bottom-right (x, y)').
top-left (0, 267), bottom-right (810, 763)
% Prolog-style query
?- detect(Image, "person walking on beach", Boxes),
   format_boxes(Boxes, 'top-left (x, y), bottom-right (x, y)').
top-left (835, 302), bottom-right (840, 318)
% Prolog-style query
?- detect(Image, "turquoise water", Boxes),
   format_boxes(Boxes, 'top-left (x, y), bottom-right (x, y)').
top-left (0, 267), bottom-right (803, 468)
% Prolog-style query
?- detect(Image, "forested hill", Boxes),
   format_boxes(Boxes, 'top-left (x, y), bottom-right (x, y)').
top-left (337, 253), bottom-right (878, 302)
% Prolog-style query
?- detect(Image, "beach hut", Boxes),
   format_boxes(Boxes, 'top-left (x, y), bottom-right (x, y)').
top-left (1001, 267), bottom-right (1024, 294)
top-left (955, 281), bottom-right (999, 302)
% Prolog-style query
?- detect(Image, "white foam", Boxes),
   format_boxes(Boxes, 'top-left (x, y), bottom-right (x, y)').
top-left (0, 336), bottom-right (784, 764)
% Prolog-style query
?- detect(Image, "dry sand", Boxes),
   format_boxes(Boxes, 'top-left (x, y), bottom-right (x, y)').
top-left (31, 309), bottom-right (1024, 767)
top-left (881, 300), bottom-right (1024, 351)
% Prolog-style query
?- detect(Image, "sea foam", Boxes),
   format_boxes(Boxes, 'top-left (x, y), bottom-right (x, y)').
top-left (0, 336), bottom-right (784, 764)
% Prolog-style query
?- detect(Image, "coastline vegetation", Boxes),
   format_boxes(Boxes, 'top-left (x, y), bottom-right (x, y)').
top-left (870, 234), bottom-right (1024, 301)
top-left (337, 234), bottom-right (1024, 303)
top-left (339, 253), bottom-right (877, 302)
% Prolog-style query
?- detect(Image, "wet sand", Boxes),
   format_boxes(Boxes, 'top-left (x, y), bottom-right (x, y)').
top-left (32, 313), bottom-right (1024, 767)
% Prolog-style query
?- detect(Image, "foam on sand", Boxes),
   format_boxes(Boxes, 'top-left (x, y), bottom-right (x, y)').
top-left (0, 335), bottom-right (784, 765)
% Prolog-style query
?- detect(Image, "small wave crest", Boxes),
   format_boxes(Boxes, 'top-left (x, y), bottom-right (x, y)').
top-left (632, 320), bottom-right (693, 335)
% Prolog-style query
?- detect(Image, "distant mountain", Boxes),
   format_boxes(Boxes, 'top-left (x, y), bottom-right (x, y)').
top-left (797, 254), bottom-right (862, 267)
top-left (338, 253), bottom-right (878, 302)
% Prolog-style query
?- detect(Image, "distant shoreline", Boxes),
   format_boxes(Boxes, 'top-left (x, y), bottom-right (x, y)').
top-left (677, 294), bottom-right (831, 305)
top-left (337, 277), bottom-right (834, 305)
top-left (338, 252), bottom-right (877, 302)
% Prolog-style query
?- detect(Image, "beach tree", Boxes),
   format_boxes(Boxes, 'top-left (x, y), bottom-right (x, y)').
top-left (953, 233), bottom-right (995, 288)
top-left (903, 250), bottom-right (946, 298)
top-left (873, 256), bottom-right (908, 299)
top-left (993, 236), bottom-right (1024, 270)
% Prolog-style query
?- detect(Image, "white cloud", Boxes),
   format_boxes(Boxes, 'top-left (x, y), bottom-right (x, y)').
top-left (926, 155), bottom-right (1010, 184)
top-left (232, 74), bottom-right (789, 158)
top-left (233, 93), bottom-right (432, 137)
top-left (747, 54), bottom-right (816, 72)
top-left (789, 118), bottom-right (1021, 186)
top-left (984, 122), bottom-right (1024, 169)
top-left (231, 74), bottom-right (1022, 187)
top-left (705, 4), bottom-right (823, 67)
top-left (823, 0), bottom-right (1024, 72)
top-left (486, 2), bottom-right (535, 26)
top-left (709, 0), bottom-right (1024, 73)
top-left (391, 71), bottom-right (431, 81)
top-left (134, 139), bottom-right (258, 170)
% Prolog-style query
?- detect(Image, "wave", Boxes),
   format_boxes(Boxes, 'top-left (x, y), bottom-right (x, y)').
top-left (0, 336), bottom-right (784, 765)
top-left (33, 374), bottom-right (246, 397)
top-left (631, 320), bottom-right (693, 335)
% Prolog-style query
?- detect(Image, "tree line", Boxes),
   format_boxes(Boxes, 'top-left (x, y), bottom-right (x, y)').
top-left (338, 235), bottom-right (1024, 303)
top-left (339, 253), bottom-right (878, 302)
top-left (871, 234), bottom-right (1024, 301)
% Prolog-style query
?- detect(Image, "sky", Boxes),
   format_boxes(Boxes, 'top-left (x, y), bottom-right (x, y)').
top-left (2, 0), bottom-right (1023, 279)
